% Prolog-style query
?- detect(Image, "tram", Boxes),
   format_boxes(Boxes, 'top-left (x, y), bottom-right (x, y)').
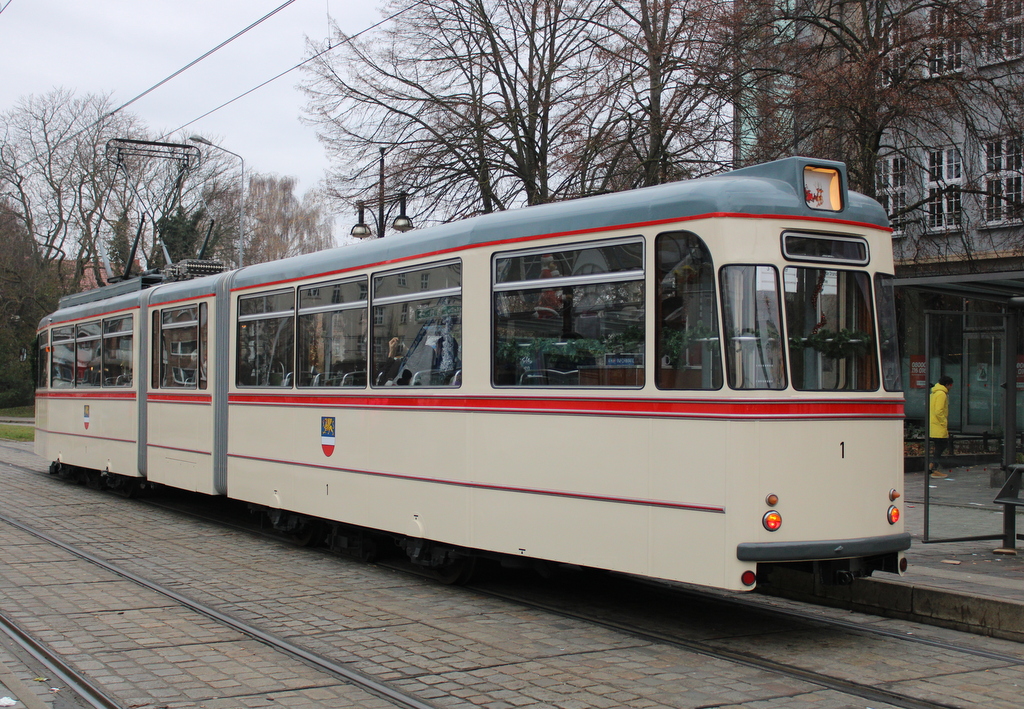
top-left (34, 157), bottom-right (909, 591)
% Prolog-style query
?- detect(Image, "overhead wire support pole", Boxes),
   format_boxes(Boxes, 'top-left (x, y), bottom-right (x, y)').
top-left (379, 147), bottom-right (386, 239)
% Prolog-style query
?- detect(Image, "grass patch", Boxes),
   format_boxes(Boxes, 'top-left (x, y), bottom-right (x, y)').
top-left (0, 423), bottom-right (34, 442)
top-left (0, 405), bottom-right (34, 418)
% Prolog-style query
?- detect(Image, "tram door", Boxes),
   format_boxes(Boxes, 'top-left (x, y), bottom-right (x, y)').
top-left (146, 301), bottom-right (218, 494)
top-left (962, 330), bottom-right (1003, 433)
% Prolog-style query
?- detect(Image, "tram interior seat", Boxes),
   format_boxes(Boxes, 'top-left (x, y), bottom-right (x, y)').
top-left (410, 369), bottom-right (462, 386)
top-left (519, 369), bottom-right (579, 386)
top-left (341, 371), bottom-right (367, 386)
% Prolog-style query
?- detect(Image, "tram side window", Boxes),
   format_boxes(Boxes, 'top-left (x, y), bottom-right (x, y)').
top-left (102, 315), bottom-right (134, 387)
top-left (784, 268), bottom-right (878, 391)
top-left (51, 327), bottom-right (75, 388)
top-left (656, 232), bottom-right (722, 390)
top-left (237, 291), bottom-right (295, 387)
top-left (75, 322), bottom-right (102, 387)
top-left (720, 265), bottom-right (786, 390)
top-left (372, 262), bottom-right (461, 387)
top-left (160, 306), bottom-right (200, 388)
top-left (875, 274), bottom-right (903, 392)
top-left (36, 331), bottom-right (48, 389)
top-left (298, 278), bottom-right (368, 387)
top-left (493, 239), bottom-right (645, 387)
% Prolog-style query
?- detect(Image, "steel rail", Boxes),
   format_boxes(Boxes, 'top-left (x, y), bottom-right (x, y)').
top-left (0, 511), bottom-right (439, 709)
top-left (468, 585), bottom-right (972, 709)
top-left (5, 457), bottom-right (1022, 709)
top-left (0, 610), bottom-right (124, 709)
top-left (629, 575), bottom-right (1024, 666)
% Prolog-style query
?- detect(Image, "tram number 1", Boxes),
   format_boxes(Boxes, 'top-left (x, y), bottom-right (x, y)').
top-left (840, 441), bottom-right (845, 459)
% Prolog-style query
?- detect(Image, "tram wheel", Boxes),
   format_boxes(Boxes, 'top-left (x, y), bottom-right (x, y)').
top-left (106, 475), bottom-right (140, 498)
top-left (431, 557), bottom-right (476, 585)
top-left (286, 520), bottom-right (322, 547)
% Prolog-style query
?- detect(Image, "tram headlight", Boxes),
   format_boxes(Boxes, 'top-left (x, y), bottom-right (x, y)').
top-left (887, 505), bottom-right (900, 525)
top-left (762, 510), bottom-right (782, 532)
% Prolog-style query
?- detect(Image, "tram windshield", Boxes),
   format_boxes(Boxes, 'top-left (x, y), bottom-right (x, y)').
top-left (783, 267), bottom-right (878, 391)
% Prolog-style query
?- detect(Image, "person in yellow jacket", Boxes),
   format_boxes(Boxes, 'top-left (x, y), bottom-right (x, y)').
top-left (929, 375), bottom-right (954, 475)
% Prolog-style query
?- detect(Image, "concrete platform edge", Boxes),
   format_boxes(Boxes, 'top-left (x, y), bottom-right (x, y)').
top-left (760, 567), bottom-right (1024, 643)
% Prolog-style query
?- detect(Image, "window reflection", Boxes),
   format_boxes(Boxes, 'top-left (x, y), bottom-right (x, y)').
top-left (372, 262), bottom-right (461, 387)
top-left (50, 327), bottom-right (74, 389)
top-left (161, 307), bottom-right (199, 388)
top-left (721, 265), bottom-right (786, 390)
top-left (237, 291), bottom-right (295, 387)
top-left (493, 240), bottom-right (644, 387)
top-left (656, 232), bottom-right (722, 390)
top-left (297, 278), bottom-right (368, 387)
top-left (784, 267), bottom-right (878, 391)
top-left (102, 315), bottom-right (133, 387)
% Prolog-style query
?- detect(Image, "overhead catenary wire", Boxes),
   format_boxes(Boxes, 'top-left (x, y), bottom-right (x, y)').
top-left (0, 0), bottom-right (14, 17)
top-left (8, 0), bottom-right (297, 172)
top-left (166, 1), bottom-right (426, 138)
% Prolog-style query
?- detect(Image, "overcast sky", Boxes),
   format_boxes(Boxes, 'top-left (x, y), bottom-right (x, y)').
top-left (0, 0), bottom-right (383, 197)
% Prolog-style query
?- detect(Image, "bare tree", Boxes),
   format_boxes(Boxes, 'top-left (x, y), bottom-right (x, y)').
top-left (730, 1), bottom-right (1021, 191)
top-left (243, 174), bottom-right (335, 264)
top-left (0, 90), bottom-right (142, 291)
top-left (0, 199), bottom-right (59, 406)
top-left (302, 0), bottom-right (614, 222)
top-left (575, 0), bottom-right (735, 192)
top-left (728, 0), bottom-right (1024, 269)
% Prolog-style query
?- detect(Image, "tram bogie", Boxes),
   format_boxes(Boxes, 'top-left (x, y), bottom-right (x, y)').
top-left (35, 157), bottom-right (910, 592)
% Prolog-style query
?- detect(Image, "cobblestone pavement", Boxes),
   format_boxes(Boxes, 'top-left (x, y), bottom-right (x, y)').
top-left (1, 440), bottom-right (1023, 709)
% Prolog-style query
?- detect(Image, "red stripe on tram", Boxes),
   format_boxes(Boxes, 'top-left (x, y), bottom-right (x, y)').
top-left (227, 393), bottom-right (904, 420)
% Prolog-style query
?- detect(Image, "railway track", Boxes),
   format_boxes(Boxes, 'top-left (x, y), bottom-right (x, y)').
top-left (0, 610), bottom-right (121, 709)
top-left (2, 448), bottom-right (1022, 708)
top-left (0, 508), bottom-right (439, 709)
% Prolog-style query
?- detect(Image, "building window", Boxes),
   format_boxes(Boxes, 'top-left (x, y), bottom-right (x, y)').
top-left (986, 0), bottom-right (1024, 61)
top-left (925, 148), bottom-right (962, 230)
top-left (984, 138), bottom-right (1023, 223)
top-left (876, 156), bottom-right (909, 235)
top-left (928, 8), bottom-right (963, 75)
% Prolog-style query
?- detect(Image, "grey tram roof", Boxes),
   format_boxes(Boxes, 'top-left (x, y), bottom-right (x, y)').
top-left (44, 156), bottom-right (888, 327)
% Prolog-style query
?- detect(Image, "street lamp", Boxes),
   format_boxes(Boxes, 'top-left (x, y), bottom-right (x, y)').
top-left (349, 193), bottom-right (414, 239)
top-left (189, 135), bottom-right (246, 267)
top-left (349, 148), bottom-right (414, 238)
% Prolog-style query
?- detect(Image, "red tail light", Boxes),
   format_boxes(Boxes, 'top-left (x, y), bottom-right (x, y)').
top-left (762, 510), bottom-right (782, 531)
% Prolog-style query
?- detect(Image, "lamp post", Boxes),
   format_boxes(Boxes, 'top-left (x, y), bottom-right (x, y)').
top-left (189, 135), bottom-right (246, 267)
top-left (350, 147), bottom-right (414, 239)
